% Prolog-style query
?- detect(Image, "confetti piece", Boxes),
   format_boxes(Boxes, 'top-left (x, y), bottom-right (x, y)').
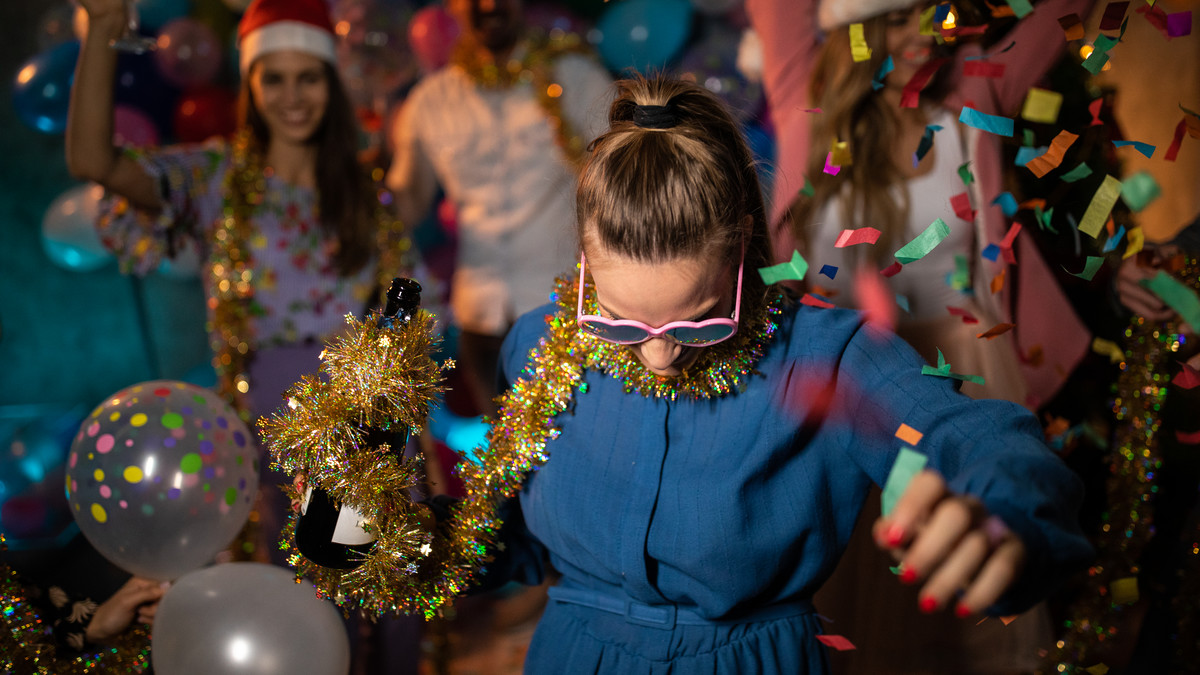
top-left (919, 4), bottom-right (937, 35)
top-left (921, 348), bottom-right (986, 385)
top-left (894, 424), bottom-right (924, 445)
top-left (1119, 171), bottom-right (1161, 212)
top-left (1025, 130), bottom-right (1078, 178)
top-left (831, 139), bottom-right (852, 166)
top-left (882, 446), bottom-right (928, 515)
top-left (981, 244), bottom-right (1000, 262)
top-left (1138, 3), bottom-right (1171, 37)
top-left (947, 254), bottom-right (970, 291)
top-left (758, 250), bottom-right (809, 284)
top-left (1112, 140), bottom-right (1155, 158)
top-left (1099, 1), bottom-right (1129, 30)
top-left (1058, 13), bottom-right (1084, 40)
top-left (1084, 665), bottom-right (1110, 675)
top-left (855, 266), bottom-right (897, 332)
top-left (950, 192), bottom-right (975, 222)
top-left (999, 222), bottom-right (1021, 264)
top-left (1122, 227), bottom-right (1144, 259)
top-left (957, 161), bottom-right (974, 185)
top-left (963, 61), bottom-right (1006, 78)
top-left (1015, 145), bottom-right (1047, 167)
top-left (801, 293), bottom-right (836, 308)
top-left (1110, 576), bottom-right (1138, 605)
top-left (1167, 11), bottom-right (1192, 37)
top-left (1165, 117), bottom-right (1188, 161)
top-left (999, 615), bottom-right (1018, 626)
top-left (990, 270), bottom-right (1005, 294)
top-left (1060, 162), bottom-right (1092, 182)
top-left (1088, 98), bottom-right (1104, 126)
top-left (881, 261), bottom-right (903, 277)
top-left (1177, 430), bottom-right (1200, 444)
top-left (948, 306), bottom-right (980, 323)
top-left (1092, 337), bottom-right (1125, 363)
top-left (1101, 225), bottom-right (1125, 253)
top-left (1083, 24), bottom-right (1125, 75)
top-left (992, 192), bottom-right (1018, 217)
top-left (835, 227), bottom-right (882, 247)
top-left (1140, 271), bottom-right (1200, 332)
top-left (819, 264), bottom-right (838, 279)
top-left (1064, 256), bottom-right (1105, 281)
top-left (976, 322), bottom-right (1016, 339)
top-left (895, 294), bottom-right (910, 313)
top-left (900, 58), bottom-right (949, 108)
top-left (1174, 362), bottom-right (1200, 389)
top-left (915, 124), bottom-right (943, 164)
top-left (872, 55), bottom-right (895, 90)
top-left (849, 23), bottom-right (872, 62)
top-left (1079, 175), bottom-right (1122, 238)
top-left (895, 218), bottom-right (951, 264)
top-left (816, 634), bottom-right (857, 651)
top-left (1005, 0), bottom-right (1033, 19)
top-left (959, 106), bottom-right (1014, 136)
top-left (823, 152), bottom-right (841, 176)
top-left (1021, 88), bottom-right (1064, 124)
top-left (800, 176), bottom-right (816, 198)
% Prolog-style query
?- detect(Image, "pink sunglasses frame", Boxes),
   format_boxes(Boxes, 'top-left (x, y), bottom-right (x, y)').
top-left (575, 250), bottom-right (744, 346)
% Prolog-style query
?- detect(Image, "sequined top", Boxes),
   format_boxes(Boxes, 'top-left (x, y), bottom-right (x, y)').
top-left (96, 139), bottom-right (378, 350)
top-left (491, 300), bottom-right (1093, 673)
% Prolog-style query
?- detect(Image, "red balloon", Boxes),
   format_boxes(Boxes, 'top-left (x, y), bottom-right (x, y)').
top-left (408, 7), bottom-right (460, 73)
top-left (173, 87), bottom-right (237, 143)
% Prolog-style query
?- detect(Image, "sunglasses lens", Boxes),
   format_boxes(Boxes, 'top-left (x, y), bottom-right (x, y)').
top-left (580, 320), bottom-right (649, 344)
top-left (666, 324), bottom-right (736, 345)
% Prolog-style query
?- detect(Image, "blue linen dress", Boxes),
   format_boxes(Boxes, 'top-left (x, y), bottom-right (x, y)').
top-left (491, 298), bottom-right (1092, 673)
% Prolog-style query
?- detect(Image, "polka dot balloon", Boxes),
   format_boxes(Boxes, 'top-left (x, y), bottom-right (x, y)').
top-left (65, 381), bottom-right (259, 580)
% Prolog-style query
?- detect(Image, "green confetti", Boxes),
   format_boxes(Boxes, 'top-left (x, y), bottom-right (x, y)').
top-left (758, 250), bottom-right (809, 285)
top-left (1141, 271), bottom-right (1200, 333)
top-left (957, 161), bottom-right (974, 186)
top-left (1060, 162), bottom-right (1093, 183)
top-left (895, 218), bottom-right (951, 264)
top-left (800, 176), bottom-right (815, 198)
top-left (921, 348), bottom-right (986, 385)
top-left (1005, 0), bottom-right (1034, 18)
top-left (1064, 255), bottom-right (1105, 281)
top-left (949, 254), bottom-right (970, 291)
top-left (1120, 171), bottom-right (1161, 213)
top-left (882, 447), bottom-right (928, 516)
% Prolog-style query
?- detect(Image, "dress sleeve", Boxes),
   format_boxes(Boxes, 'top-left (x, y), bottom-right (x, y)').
top-left (829, 318), bottom-right (1093, 615)
top-left (95, 139), bottom-right (228, 275)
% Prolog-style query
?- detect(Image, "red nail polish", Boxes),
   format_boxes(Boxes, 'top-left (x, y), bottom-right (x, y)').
top-left (885, 523), bottom-right (905, 547)
top-left (918, 596), bottom-right (939, 614)
top-left (955, 603), bottom-right (971, 618)
top-left (899, 567), bottom-right (919, 584)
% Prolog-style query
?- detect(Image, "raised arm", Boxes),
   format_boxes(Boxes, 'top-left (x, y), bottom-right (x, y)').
top-left (385, 96), bottom-right (439, 229)
top-left (66, 0), bottom-right (161, 211)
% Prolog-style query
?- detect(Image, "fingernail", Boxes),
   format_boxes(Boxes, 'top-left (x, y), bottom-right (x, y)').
top-left (899, 566), bottom-right (919, 584)
top-left (955, 602), bottom-right (971, 618)
top-left (918, 596), bottom-right (939, 614)
top-left (885, 523), bottom-right (905, 547)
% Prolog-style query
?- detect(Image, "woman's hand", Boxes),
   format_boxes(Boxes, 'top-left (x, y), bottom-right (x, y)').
top-left (77, 0), bottom-right (128, 22)
top-left (84, 577), bottom-right (166, 645)
top-left (873, 470), bottom-right (1027, 617)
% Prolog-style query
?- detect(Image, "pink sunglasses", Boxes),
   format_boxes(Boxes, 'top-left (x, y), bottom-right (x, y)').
top-left (576, 251), bottom-right (744, 346)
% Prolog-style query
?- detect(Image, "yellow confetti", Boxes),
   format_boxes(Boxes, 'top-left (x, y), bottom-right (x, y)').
top-left (1080, 175), bottom-right (1123, 238)
top-left (1122, 227), bottom-right (1144, 260)
top-left (1020, 87), bottom-right (1064, 124)
top-left (1085, 664), bottom-right (1110, 675)
top-left (1092, 337), bottom-right (1125, 363)
top-left (1110, 576), bottom-right (1138, 605)
top-left (830, 139), bottom-right (852, 167)
top-left (849, 23), bottom-right (872, 62)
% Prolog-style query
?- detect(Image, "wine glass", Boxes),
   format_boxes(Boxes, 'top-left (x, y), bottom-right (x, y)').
top-left (108, 0), bottom-right (157, 54)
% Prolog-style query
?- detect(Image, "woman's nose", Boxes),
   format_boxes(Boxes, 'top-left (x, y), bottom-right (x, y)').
top-left (638, 337), bottom-right (682, 370)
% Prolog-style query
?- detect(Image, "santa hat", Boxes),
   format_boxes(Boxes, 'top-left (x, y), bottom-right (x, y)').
top-left (818, 0), bottom-right (921, 30)
top-left (237, 0), bottom-right (337, 74)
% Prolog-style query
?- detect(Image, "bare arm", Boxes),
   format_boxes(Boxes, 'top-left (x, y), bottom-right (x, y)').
top-left (66, 0), bottom-right (161, 211)
top-left (385, 97), bottom-right (439, 228)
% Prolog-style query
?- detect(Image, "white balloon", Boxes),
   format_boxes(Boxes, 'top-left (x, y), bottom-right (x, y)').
top-left (153, 563), bottom-right (351, 675)
top-left (41, 183), bottom-right (113, 272)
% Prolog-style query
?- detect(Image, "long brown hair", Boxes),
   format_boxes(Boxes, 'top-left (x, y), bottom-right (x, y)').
top-left (239, 61), bottom-right (374, 276)
top-left (789, 12), bottom-right (958, 265)
top-left (577, 76), bottom-right (773, 302)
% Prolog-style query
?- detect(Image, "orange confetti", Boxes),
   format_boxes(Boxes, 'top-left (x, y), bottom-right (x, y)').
top-left (1025, 130), bottom-right (1079, 178)
top-left (1000, 615), bottom-right (1018, 625)
top-left (990, 270), bottom-right (1006, 294)
top-left (977, 322), bottom-right (1016, 339)
top-left (896, 423), bottom-right (924, 445)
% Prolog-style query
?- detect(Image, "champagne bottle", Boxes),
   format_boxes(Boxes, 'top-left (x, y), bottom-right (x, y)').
top-left (294, 278), bottom-right (422, 569)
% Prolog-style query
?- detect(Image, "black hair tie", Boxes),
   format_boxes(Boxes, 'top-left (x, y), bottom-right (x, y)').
top-left (632, 104), bottom-right (678, 130)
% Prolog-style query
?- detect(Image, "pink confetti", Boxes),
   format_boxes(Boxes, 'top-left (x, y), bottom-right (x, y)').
top-left (1175, 362), bottom-right (1200, 389)
top-left (950, 192), bottom-right (976, 222)
top-left (946, 306), bottom-right (980, 324)
top-left (1167, 11), bottom-right (1192, 37)
top-left (855, 266), bottom-right (897, 333)
top-left (823, 152), bottom-right (841, 176)
top-left (881, 261), bottom-right (903, 277)
top-left (801, 294), bottom-right (836, 309)
top-left (816, 634), bottom-right (857, 651)
top-left (835, 227), bottom-right (882, 247)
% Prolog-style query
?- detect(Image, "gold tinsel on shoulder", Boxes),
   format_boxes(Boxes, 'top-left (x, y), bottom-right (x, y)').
top-left (258, 309), bottom-right (452, 617)
top-left (1, 544), bottom-right (151, 674)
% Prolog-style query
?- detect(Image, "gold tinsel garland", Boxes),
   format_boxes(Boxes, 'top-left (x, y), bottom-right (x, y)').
top-left (451, 30), bottom-right (592, 166)
top-left (1, 539), bottom-right (151, 674)
top-left (261, 272), bottom-right (782, 619)
top-left (258, 310), bottom-right (453, 617)
top-left (1045, 255), bottom-right (1199, 673)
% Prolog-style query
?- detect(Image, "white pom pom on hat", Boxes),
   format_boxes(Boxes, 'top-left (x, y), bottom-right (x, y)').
top-left (237, 0), bottom-right (337, 74)
top-left (818, 0), bottom-right (923, 30)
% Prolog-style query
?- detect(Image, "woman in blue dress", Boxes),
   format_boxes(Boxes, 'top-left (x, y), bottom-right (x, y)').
top-left (438, 75), bottom-right (1092, 673)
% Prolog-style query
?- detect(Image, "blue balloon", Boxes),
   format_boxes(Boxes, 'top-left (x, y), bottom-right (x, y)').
top-left (137, 0), bottom-right (193, 30)
top-left (12, 40), bottom-right (80, 134)
top-left (593, 0), bottom-right (693, 74)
